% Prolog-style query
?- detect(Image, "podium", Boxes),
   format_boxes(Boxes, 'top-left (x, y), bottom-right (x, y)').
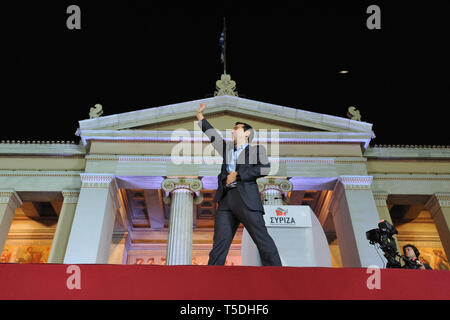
top-left (241, 205), bottom-right (332, 267)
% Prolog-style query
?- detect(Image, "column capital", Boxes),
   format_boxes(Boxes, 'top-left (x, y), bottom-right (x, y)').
top-left (257, 177), bottom-right (293, 193)
top-left (162, 177), bottom-right (203, 205)
top-left (338, 175), bottom-right (373, 190)
top-left (372, 191), bottom-right (389, 206)
top-left (80, 173), bottom-right (120, 211)
top-left (434, 193), bottom-right (450, 207)
top-left (62, 190), bottom-right (80, 204)
top-left (0, 189), bottom-right (23, 209)
top-left (162, 177), bottom-right (203, 193)
top-left (425, 193), bottom-right (450, 215)
top-left (330, 176), bottom-right (374, 216)
top-left (80, 173), bottom-right (117, 188)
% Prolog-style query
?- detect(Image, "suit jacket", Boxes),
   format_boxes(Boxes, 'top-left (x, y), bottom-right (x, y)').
top-left (199, 118), bottom-right (270, 213)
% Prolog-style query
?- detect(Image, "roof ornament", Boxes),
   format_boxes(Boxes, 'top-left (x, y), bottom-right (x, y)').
top-left (214, 73), bottom-right (238, 96)
top-left (89, 104), bottom-right (103, 119)
top-left (347, 106), bottom-right (362, 121)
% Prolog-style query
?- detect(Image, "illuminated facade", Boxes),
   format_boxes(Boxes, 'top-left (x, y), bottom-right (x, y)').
top-left (1, 94), bottom-right (449, 269)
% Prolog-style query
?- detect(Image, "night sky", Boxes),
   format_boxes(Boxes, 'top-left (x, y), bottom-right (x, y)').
top-left (2, 2), bottom-right (449, 145)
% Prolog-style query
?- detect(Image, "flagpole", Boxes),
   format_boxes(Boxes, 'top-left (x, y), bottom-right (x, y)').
top-left (223, 17), bottom-right (227, 75)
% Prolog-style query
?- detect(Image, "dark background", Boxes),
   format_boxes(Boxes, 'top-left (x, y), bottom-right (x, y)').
top-left (1, 2), bottom-right (449, 145)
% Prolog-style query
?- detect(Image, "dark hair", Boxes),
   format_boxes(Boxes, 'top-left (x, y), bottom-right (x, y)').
top-left (235, 122), bottom-right (254, 142)
top-left (403, 244), bottom-right (420, 258)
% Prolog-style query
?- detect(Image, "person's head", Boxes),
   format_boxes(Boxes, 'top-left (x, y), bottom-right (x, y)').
top-left (403, 244), bottom-right (420, 259)
top-left (232, 122), bottom-right (254, 145)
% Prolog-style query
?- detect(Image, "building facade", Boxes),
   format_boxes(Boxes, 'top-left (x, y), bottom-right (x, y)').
top-left (1, 95), bottom-right (449, 269)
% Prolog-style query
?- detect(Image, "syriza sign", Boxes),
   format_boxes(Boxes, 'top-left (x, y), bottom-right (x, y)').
top-left (263, 205), bottom-right (312, 228)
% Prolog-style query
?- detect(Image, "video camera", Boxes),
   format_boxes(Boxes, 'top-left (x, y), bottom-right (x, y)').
top-left (366, 220), bottom-right (420, 269)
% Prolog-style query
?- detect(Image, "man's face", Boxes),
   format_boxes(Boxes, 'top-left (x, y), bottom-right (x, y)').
top-left (231, 124), bottom-right (249, 144)
top-left (404, 247), bottom-right (416, 259)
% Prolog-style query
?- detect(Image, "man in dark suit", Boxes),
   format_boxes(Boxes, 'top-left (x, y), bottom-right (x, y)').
top-left (196, 103), bottom-right (282, 266)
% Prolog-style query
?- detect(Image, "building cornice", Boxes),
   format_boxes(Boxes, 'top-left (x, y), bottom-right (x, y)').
top-left (0, 141), bottom-right (85, 156)
top-left (372, 174), bottom-right (450, 181)
top-left (0, 140), bottom-right (77, 144)
top-left (0, 170), bottom-right (82, 177)
top-left (365, 146), bottom-right (450, 159)
top-left (85, 154), bottom-right (339, 163)
top-left (77, 129), bottom-right (373, 149)
top-left (371, 144), bottom-right (450, 149)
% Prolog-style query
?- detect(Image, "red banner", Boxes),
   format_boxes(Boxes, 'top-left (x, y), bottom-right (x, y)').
top-left (0, 264), bottom-right (449, 300)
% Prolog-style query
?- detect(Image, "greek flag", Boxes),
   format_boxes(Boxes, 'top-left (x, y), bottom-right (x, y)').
top-left (219, 28), bottom-right (225, 63)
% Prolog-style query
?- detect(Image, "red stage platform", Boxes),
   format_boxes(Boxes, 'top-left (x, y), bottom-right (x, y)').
top-left (0, 264), bottom-right (449, 300)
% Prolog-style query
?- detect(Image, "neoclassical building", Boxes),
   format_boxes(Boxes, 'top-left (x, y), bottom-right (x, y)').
top-left (1, 83), bottom-right (449, 269)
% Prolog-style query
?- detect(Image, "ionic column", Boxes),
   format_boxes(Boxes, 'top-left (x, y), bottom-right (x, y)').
top-left (425, 193), bottom-right (450, 260)
top-left (257, 177), bottom-right (293, 205)
top-left (162, 178), bottom-right (203, 265)
top-left (372, 191), bottom-right (401, 254)
top-left (329, 176), bottom-right (384, 267)
top-left (64, 174), bottom-right (120, 264)
top-left (47, 190), bottom-right (80, 263)
top-left (0, 190), bottom-right (22, 253)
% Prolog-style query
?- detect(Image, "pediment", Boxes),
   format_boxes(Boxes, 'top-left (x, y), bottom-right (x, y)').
top-left (77, 95), bottom-right (374, 135)
top-left (132, 111), bottom-right (325, 132)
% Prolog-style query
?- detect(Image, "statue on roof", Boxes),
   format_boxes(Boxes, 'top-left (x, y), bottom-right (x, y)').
top-left (89, 104), bottom-right (103, 119)
top-left (347, 106), bottom-right (362, 121)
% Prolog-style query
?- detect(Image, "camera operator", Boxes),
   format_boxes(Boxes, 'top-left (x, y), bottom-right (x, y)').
top-left (402, 244), bottom-right (432, 270)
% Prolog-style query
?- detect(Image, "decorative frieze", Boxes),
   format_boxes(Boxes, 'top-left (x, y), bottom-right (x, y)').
top-left (373, 176), bottom-right (450, 181)
top-left (434, 193), bottom-right (450, 208)
top-left (80, 173), bottom-right (120, 212)
top-left (329, 177), bottom-right (374, 214)
top-left (0, 190), bottom-right (23, 208)
top-left (334, 158), bottom-right (367, 164)
top-left (88, 154), bottom-right (337, 166)
top-left (80, 173), bottom-right (116, 188)
top-left (365, 146), bottom-right (450, 160)
top-left (338, 176), bottom-right (373, 190)
top-left (0, 140), bottom-right (77, 144)
top-left (426, 193), bottom-right (450, 212)
top-left (371, 174), bottom-right (450, 195)
top-left (372, 192), bottom-right (389, 206)
top-left (0, 142), bottom-right (85, 156)
top-left (270, 158), bottom-right (335, 164)
top-left (371, 144), bottom-right (450, 149)
top-left (62, 190), bottom-right (80, 204)
top-left (0, 171), bottom-right (82, 177)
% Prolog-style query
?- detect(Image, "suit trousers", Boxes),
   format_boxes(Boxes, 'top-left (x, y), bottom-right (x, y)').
top-left (208, 187), bottom-right (282, 266)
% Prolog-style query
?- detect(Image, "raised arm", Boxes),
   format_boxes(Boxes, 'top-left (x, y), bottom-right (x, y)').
top-left (197, 103), bottom-right (226, 158)
top-left (196, 103), bottom-right (205, 121)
